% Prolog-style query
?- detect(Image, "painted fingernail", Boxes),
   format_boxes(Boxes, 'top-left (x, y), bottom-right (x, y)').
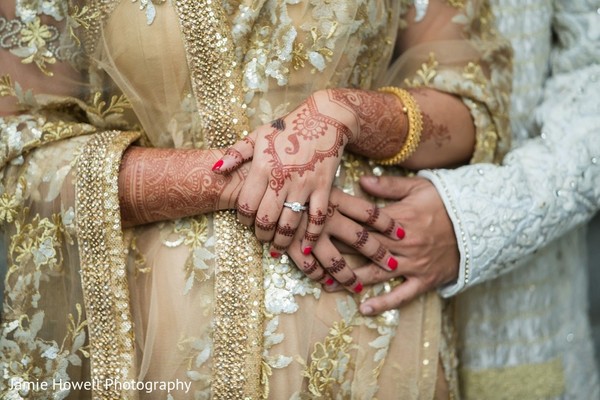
top-left (270, 251), bottom-right (281, 258)
top-left (353, 282), bottom-right (363, 294)
top-left (302, 246), bottom-right (312, 255)
top-left (387, 257), bottom-right (398, 271)
top-left (396, 227), bottom-right (405, 239)
top-left (212, 159), bottom-right (224, 171)
top-left (325, 278), bottom-right (335, 286)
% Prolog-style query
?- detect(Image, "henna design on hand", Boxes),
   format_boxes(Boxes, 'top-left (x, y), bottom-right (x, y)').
top-left (308, 209), bottom-right (327, 225)
top-left (304, 231), bottom-right (320, 242)
top-left (302, 260), bottom-right (319, 275)
top-left (366, 206), bottom-right (380, 226)
top-left (326, 202), bottom-right (339, 218)
top-left (276, 223), bottom-right (296, 238)
top-left (330, 88), bottom-right (405, 159)
top-left (263, 95), bottom-right (352, 196)
top-left (119, 147), bottom-right (240, 226)
top-left (313, 270), bottom-right (327, 282)
top-left (370, 244), bottom-right (386, 263)
top-left (255, 214), bottom-right (277, 231)
top-left (271, 243), bottom-right (287, 252)
top-left (326, 258), bottom-right (347, 274)
top-left (351, 229), bottom-right (370, 250)
top-left (237, 202), bottom-right (257, 219)
top-left (383, 219), bottom-right (395, 237)
top-left (341, 275), bottom-right (357, 288)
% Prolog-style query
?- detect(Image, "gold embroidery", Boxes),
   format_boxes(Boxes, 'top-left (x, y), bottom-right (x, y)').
top-left (460, 358), bottom-right (565, 400)
top-left (173, 0), bottom-right (264, 398)
top-left (75, 130), bottom-right (140, 399)
top-left (303, 321), bottom-right (354, 397)
top-left (0, 75), bottom-right (16, 97)
top-left (172, 216), bottom-right (215, 293)
top-left (404, 53), bottom-right (439, 87)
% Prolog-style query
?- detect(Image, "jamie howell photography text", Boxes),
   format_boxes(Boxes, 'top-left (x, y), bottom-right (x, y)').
top-left (9, 378), bottom-right (192, 395)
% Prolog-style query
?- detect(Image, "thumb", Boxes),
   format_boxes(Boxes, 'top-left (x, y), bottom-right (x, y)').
top-left (359, 278), bottom-right (424, 315)
top-left (359, 175), bottom-right (418, 200)
top-left (213, 132), bottom-right (256, 174)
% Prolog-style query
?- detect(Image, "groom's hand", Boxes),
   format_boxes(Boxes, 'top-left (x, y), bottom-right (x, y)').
top-left (351, 175), bottom-right (460, 315)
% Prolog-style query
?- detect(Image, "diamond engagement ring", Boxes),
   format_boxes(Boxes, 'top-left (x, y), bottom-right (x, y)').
top-left (283, 201), bottom-right (307, 213)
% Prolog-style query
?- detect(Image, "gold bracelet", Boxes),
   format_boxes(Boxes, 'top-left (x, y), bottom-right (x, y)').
top-left (374, 86), bottom-right (423, 166)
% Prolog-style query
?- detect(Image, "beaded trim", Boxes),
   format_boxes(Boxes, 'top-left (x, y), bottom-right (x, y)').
top-left (75, 130), bottom-right (140, 399)
top-left (375, 87), bottom-right (423, 166)
top-left (172, 1), bottom-right (264, 398)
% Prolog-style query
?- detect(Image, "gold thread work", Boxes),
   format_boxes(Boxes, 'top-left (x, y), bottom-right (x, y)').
top-left (375, 87), bottom-right (423, 165)
top-left (173, 1), bottom-right (265, 398)
top-left (76, 130), bottom-right (140, 399)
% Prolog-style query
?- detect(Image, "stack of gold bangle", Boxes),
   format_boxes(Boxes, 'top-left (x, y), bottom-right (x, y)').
top-left (375, 86), bottom-right (423, 166)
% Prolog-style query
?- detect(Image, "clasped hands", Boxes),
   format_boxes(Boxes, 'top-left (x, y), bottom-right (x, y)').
top-left (213, 89), bottom-right (459, 314)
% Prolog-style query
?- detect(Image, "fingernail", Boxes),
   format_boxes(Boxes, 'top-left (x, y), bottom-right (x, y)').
top-left (212, 159), bottom-right (224, 171)
top-left (270, 251), bottom-right (281, 258)
top-left (396, 227), bottom-right (405, 239)
top-left (362, 176), bottom-right (378, 185)
top-left (302, 246), bottom-right (312, 255)
top-left (387, 257), bottom-right (398, 271)
top-left (353, 282), bottom-right (363, 294)
top-left (325, 278), bottom-right (335, 286)
top-left (360, 304), bottom-right (374, 315)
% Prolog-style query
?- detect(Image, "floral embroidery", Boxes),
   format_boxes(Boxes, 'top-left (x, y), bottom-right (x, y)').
top-left (171, 216), bottom-right (216, 295)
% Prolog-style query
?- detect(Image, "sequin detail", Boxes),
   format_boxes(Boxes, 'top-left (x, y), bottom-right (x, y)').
top-left (173, 1), bottom-right (263, 398)
top-left (75, 130), bottom-right (140, 399)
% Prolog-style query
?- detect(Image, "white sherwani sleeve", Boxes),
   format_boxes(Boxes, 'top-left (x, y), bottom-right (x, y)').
top-left (420, 2), bottom-right (600, 297)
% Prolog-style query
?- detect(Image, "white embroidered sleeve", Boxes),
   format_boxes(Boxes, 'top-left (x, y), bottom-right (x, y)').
top-left (420, 2), bottom-right (600, 297)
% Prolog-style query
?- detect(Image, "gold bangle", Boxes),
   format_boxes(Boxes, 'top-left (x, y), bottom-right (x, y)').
top-left (374, 86), bottom-right (423, 166)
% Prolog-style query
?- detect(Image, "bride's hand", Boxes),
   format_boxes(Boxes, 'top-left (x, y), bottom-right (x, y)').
top-left (285, 188), bottom-right (406, 294)
top-left (212, 89), bottom-right (361, 254)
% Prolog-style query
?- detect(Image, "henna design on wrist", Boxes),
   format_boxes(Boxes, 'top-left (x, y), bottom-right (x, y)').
top-left (351, 229), bottom-right (370, 250)
top-left (119, 147), bottom-right (238, 226)
top-left (365, 206), bottom-right (380, 226)
top-left (330, 88), bottom-right (405, 159)
top-left (263, 95), bottom-right (352, 196)
top-left (421, 112), bottom-right (450, 147)
top-left (370, 244), bottom-right (386, 263)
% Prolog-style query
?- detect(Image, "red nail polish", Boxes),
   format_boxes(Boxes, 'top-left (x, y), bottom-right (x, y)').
top-left (270, 251), bottom-right (280, 258)
top-left (302, 246), bottom-right (312, 255)
top-left (212, 159), bottom-right (224, 171)
top-left (396, 227), bottom-right (406, 239)
top-left (326, 278), bottom-right (335, 286)
top-left (354, 282), bottom-right (363, 294)
top-left (387, 257), bottom-right (398, 270)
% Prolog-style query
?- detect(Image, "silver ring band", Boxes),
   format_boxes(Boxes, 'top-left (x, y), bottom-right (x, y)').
top-left (283, 201), bottom-right (307, 213)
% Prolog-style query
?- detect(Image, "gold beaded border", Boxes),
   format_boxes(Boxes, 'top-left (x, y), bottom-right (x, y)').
top-left (173, 1), bottom-right (265, 398)
top-left (76, 130), bottom-right (140, 399)
top-left (375, 87), bottom-right (423, 165)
